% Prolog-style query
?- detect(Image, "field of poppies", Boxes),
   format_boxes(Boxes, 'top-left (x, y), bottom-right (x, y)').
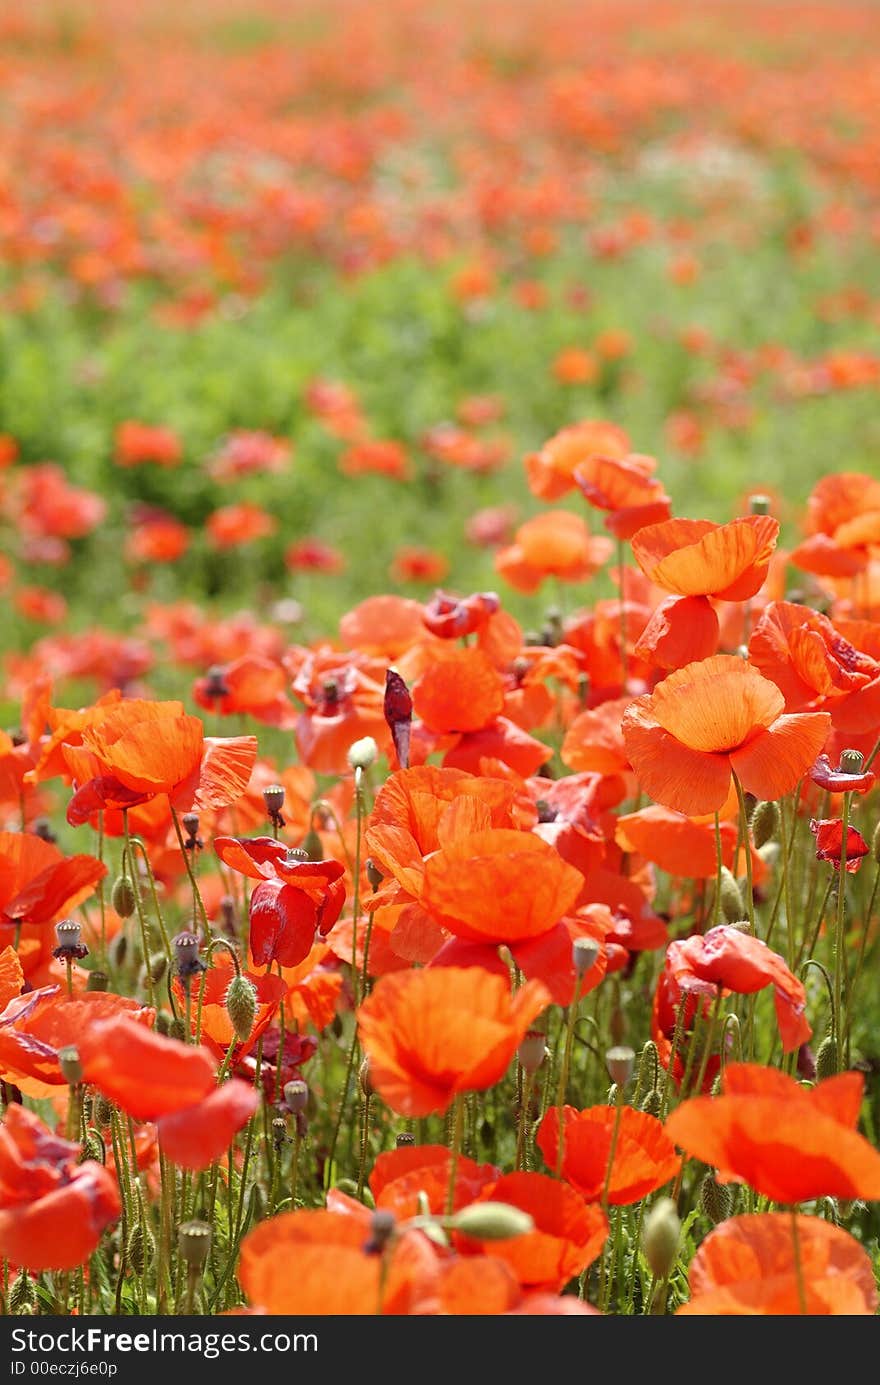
top-left (0, 0), bottom-right (879, 1320)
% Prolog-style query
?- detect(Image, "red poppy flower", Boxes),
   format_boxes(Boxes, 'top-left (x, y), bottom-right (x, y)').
top-left (193, 656), bottom-right (296, 729)
top-left (421, 590), bottom-right (500, 640)
top-left (206, 502), bottom-right (277, 549)
top-left (496, 512), bottom-right (612, 594)
top-left (207, 430), bottom-right (290, 482)
top-left (0, 831), bottom-right (106, 933)
top-left (126, 514), bottom-right (190, 564)
top-left (390, 547), bottom-right (449, 584)
top-left (622, 656), bottom-right (831, 816)
top-left (358, 966), bottom-right (550, 1116)
top-left (678, 1214), bottom-right (877, 1316)
top-left (370, 1145), bottom-right (498, 1219)
top-left (287, 646), bottom-right (388, 774)
top-left (790, 473), bottom-right (880, 577)
top-left (0, 987), bottom-right (153, 1097)
top-left (284, 538), bottom-right (345, 574)
top-left (0, 1104), bottom-right (120, 1271)
top-left (810, 818), bottom-right (869, 873)
top-left (525, 420), bottom-right (630, 501)
top-left (537, 1105), bottom-right (679, 1204)
top-left (664, 924), bottom-right (810, 1052)
top-left (809, 753), bottom-right (875, 794)
top-left (575, 452), bottom-right (672, 540)
top-left (78, 1016), bottom-right (217, 1121)
top-left (665, 1063), bottom-right (880, 1203)
top-left (115, 421), bottom-right (182, 468)
top-left (748, 602), bottom-right (880, 733)
top-left (214, 836), bottom-right (346, 968)
top-left (157, 1079), bottom-right (259, 1171)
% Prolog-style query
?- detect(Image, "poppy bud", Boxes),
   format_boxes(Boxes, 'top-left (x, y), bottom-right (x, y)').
top-left (225, 974), bottom-right (257, 1042)
top-left (606, 1045), bottom-right (635, 1088)
top-left (9, 1271), bottom-right (37, 1315)
top-left (86, 970), bottom-right (109, 993)
top-left (348, 737), bottom-right (378, 771)
top-left (750, 800), bottom-right (779, 849)
top-left (271, 1116), bottom-right (288, 1149)
top-left (713, 867), bottom-right (745, 925)
top-left (128, 1223), bottom-right (155, 1274)
top-left (517, 1030), bottom-right (547, 1074)
top-left (283, 1079), bottom-right (309, 1114)
top-left (219, 895), bottom-right (237, 935)
top-left (93, 1094), bottom-right (114, 1128)
top-left (636, 1040), bottom-right (659, 1097)
top-left (816, 1034), bottom-right (839, 1080)
top-left (53, 919), bottom-right (88, 961)
top-left (366, 857), bottom-right (384, 891)
top-left (263, 783), bottom-right (285, 819)
top-left (178, 1220), bottom-right (211, 1270)
top-left (363, 1210), bottom-right (396, 1255)
top-left (642, 1197), bottom-right (681, 1279)
top-left (300, 828), bottom-right (324, 862)
top-left (451, 1202), bottom-right (535, 1241)
top-left (572, 936), bottom-right (600, 976)
top-left (140, 952), bottom-right (168, 989)
top-left (58, 1046), bottom-right (82, 1086)
top-left (396, 1132), bottom-right (415, 1148)
top-left (168, 1017), bottom-right (187, 1043)
top-left (172, 931), bottom-right (205, 981)
top-left (109, 933), bottom-right (127, 969)
top-left (154, 1010), bottom-right (172, 1036)
top-left (80, 1130), bottom-right (105, 1164)
top-left (699, 1171), bottom-right (732, 1225)
top-left (641, 1089), bottom-right (662, 1117)
top-left (111, 876), bottom-right (137, 920)
top-left (358, 1056), bottom-right (374, 1097)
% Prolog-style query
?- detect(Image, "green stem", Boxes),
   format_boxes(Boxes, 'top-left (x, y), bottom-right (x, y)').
top-left (832, 791), bottom-right (853, 1071)
top-left (445, 1094), bottom-right (465, 1217)
top-left (731, 772), bottom-right (755, 934)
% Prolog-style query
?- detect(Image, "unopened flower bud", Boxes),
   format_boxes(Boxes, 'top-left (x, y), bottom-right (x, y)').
top-left (636, 1040), bottom-right (659, 1098)
top-left (225, 974), bottom-right (257, 1042)
top-left (141, 952), bottom-right (168, 988)
top-left (699, 1172), bottom-right (732, 1225)
top-left (363, 1210), bottom-right (396, 1254)
top-left (606, 1045), bottom-right (635, 1088)
top-left (750, 800), bottom-right (779, 849)
top-left (283, 1079), bottom-right (309, 1114)
top-left (111, 876), bottom-right (137, 919)
top-left (451, 1202), bottom-right (535, 1241)
top-left (816, 1034), bottom-right (839, 1080)
top-left (641, 1089), bottom-right (662, 1117)
top-left (109, 932), bottom-right (127, 969)
top-left (716, 867), bottom-right (745, 925)
top-left (358, 1056), bottom-right (374, 1097)
top-left (58, 1046), bottom-right (82, 1085)
top-left (610, 1005), bottom-right (626, 1046)
top-left (178, 1220), bottom-right (211, 1269)
top-left (80, 1130), bottom-right (105, 1164)
top-left (219, 895), bottom-right (237, 935)
top-left (642, 1197), bottom-right (681, 1279)
top-left (517, 1030), bottom-right (547, 1074)
top-left (168, 1016), bottom-right (187, 1043)
top-left (86, 970), bottom-right (109, 993)
top-left (127, 1223), bottom-right (155, 1275)
top-left (9, 1271), bottom-right (37, 1314)
top-left (572, 936), bottom-right (600, 976)
top-left (92, 1094), bottom-right (114, 1128)
top-left (348, 736), bottom-right (378, 771)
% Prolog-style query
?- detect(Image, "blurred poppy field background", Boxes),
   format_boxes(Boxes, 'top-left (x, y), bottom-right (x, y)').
top-left (0, 0), bottom-right (879, 1319)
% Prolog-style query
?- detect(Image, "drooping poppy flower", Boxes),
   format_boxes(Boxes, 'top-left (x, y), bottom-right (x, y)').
top-left (0, 831), bottom-right (107, 934)
top-left (78, 1016), bottom-right (217, 1121)
top-left (665, 1063), bottom-right (880, 1203)
top-left (214, 837), bottom-right (346, 968)
top-left (496, 512), bottom-right (612, 594)
top-left (663, 924), bottom-right (810, 1052)
top-left (454, 1171), bottom-right (608, 1291)
top-left (157, 1079), bottom-right (259, 1171)
top-left (357, 966), bottom-right (550, 1116)
top-left (622, 655), bottom-right (831, 816)
top-left (64, 700), bottom-right (257, 824)
top-left (370, 1145), bottom-right (498, 1219)
top-left (809, 752), bottom-right (875, 795)
top-left (384, 668), bottom-right (413, 770)
top-left (525, 420), bottom-right (630, 501)
top-left (574, 452), bottom-right (672, 540)
top-left (678, 1214), bottom-right (877, 1316)
top-left (0, 1105), bottom-right (120, 1271)
top-left (810, 818), bottom-right (870, 873)
top-left (537, 1105), bottom-right (679, 1204)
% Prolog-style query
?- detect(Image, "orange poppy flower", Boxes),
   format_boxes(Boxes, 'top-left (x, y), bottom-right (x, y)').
top-left (0, 987), bottom-right (153, 1098)
top-left (678, 1213), bottom-right (877, 1316)
top-left (284, 537), bottom-right (345, 573)
top-left (537, 1105), bottom-right (679, 1204)
top-left (0, 831), bottom-right (106, 933)
top-left (64, 700), bottom-right (257, 823)
top-left (390, 547), bottom-right (449, 584)
top-left (126, 514), bottom-right (190, 564)
top-left (496, 511), bottom-right (613, 594)
top-left (665, 1063), bottom-right (880, 1203)
top-left (357, 966), bottom-right (550, 1116)
top-left (78, 1016), bottom-right (217, 1121)
top-left (340, 439), bottom-right (410, 480)
top-left (288, 646), bottom-right (389, 775)
top-left (748, 601), bottom-right (880, 734)
top-left (790, 472), bottom-right (880, 577)
top-left (114, 421), bottom-right (182, 468)
top-left (561, 697), bottom-right (632, 777)
top-left (339, 596), bottom-right (428, 660)
top-left (193, 655), bottom-right (297, 729)
top-left (157, 1079), bottom-right (259, 1171)
top-left (525, 420), bottom-right (630, 501)
top-left (412, 648), bottom-right (505, 734)
top-left (455, 1171), bottom-right (608, 1291)
top-left (206, 502), bottom-right (277, 549)
top-left (615, 805), bottom-right (740, 879)
top-left (633, 592), bottom-right (722, 670)
top-left (631, 515), bottom-right (780, 602)
top-left (622, 655), bottom-right (831, 815)
top-left (664, 924), bottom-right (810, 1052)
top-left (0, 1105), bottom-right (120, 1271)
top-left (370, 1145), bottom-right (498, 1219)
top-left (281, 943), bottom-right (344, 1033)
top-left (574, 452), bottom-right (672, 540)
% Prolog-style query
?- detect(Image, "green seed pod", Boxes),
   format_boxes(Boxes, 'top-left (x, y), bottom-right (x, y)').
top-left (111, 876), bottom-right (137, 920)
top-left (750, 800), bottom-right (779, 849)
top-left (9, 1271), bottom-right (37, 1315)
top-left (127, 1222), bottom-right (155, 1275)
top-left (168, 1016), bottom-right (187, 1044)
top-left (642, 1197), bottom-right (681, 1279)
top-left (451, 1202), bottom-right (535, 1241)
top-left (108, 932), bottom-right (127, 969)
top-left (816, 1034), bottom-right (839, 1080)
top-left (641, 1088), bottom-right (663, 1117)
top-left (58, 1045), bottom-right (82, 1086)
top-left (225, 974), bottom-right (257, 1042)
top-left (699, 1171), bottom-right (732, 1225)
top-left (606, 1045), bottom-right (635, 1087)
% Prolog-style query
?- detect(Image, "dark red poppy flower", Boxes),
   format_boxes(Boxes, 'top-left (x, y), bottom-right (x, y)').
top-left (810, 818), bottom-right (869, 873)
top-left (214, 837), bottom-right (346, 968)
top-left (422, 591), bottom-right (500, 639)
